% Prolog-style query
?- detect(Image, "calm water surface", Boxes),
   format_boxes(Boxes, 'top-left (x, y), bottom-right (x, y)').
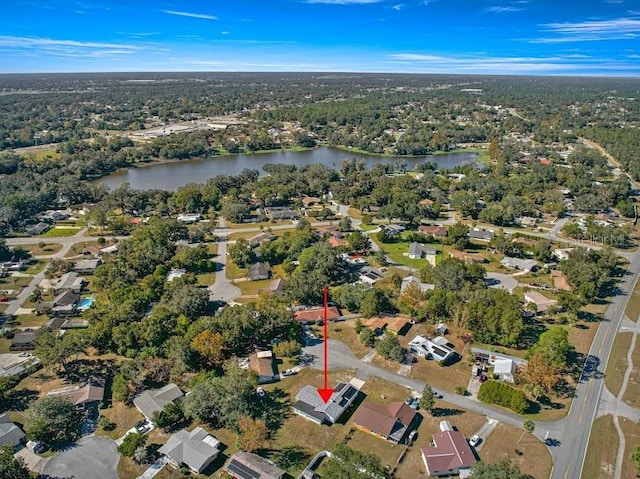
top-left (97, 147), bottom-right (479, 191)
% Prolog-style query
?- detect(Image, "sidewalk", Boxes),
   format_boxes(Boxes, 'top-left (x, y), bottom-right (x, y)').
top-left (137, 456), bottom-right (168, 479)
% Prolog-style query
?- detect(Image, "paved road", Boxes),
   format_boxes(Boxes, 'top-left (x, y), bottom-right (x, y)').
top-left (41, 435), bottom-right (119, 479)
top-left (4, 228), bottom-right (90, 316)
top-left (208, 236), bottom-right (242, 303)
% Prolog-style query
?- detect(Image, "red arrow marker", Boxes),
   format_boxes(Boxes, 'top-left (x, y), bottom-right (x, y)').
top-left (317, 286), bottom-right (334, 404)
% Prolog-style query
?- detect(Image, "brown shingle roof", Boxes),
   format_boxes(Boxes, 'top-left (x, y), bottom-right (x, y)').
top-left (353, 401), bottom-right (417, 439)
top-left (421, 430), bottom-right (477, 474)
top-left (293, 307), bottom-right (341, 322)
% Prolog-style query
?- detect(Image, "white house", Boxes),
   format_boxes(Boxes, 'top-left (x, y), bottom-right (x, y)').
top-left (409, 335), bottom-right (456, 364)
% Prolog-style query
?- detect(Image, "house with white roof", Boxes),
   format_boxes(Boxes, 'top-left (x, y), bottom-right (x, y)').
top-left (409, 335), bottom-right (456, 364)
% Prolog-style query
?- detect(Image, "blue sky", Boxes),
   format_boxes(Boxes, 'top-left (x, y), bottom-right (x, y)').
top-left (1, 0), bottom-right (639, 75)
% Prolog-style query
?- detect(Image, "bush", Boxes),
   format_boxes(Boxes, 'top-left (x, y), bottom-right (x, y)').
top-left (454, 386), bottom-right (467, 395)
top-left (98, 416), bottom-right (116, 431)
top-left (477, 380), bottom-right (529, 414)
top-left (118, 432), bottom-right (146, 457)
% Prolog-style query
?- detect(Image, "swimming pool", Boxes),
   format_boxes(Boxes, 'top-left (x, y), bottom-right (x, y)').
top-left (77, 297), bottom-right (94, 311)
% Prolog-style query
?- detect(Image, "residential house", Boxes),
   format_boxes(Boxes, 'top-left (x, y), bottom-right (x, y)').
top-left (26, 222), bottom-right (51, 235)
top-left (408, 243), bottom-right (437, 266)
top-left (358, 266), bottom-right (383, 286)
top-left (400, 275), bottom-right (435, 294)
top-left (47, 379), bottom-right (105, 409)
top-left (61, 318), bottom-right (90, 329)
top-left (264, 207), bottom-right (298, 221)
top-left (363, 316), bottom-right (412, 336)
top-left (0, 353), bottom-right (41, 378)
top-left (248, 262), bottom-right (270, 281)
top-left (293, 306), bottom-right (341, 324)
top-left (524, 291), bottom-right (558, 313)
top-left (353, 401), bottom-right (418, 444)
top-left (418, 225), bottom-right (447, 238)
top-left (159, 427), bottom-right (220, 474)
top-left (409, 335), bottom-right (456, 364)
top-left (249, 351), bottom-right (279, 383)
top-left (37, 290), bottom-right (81, 316)
top-left (133, 384), bottom-right (184, 422)
top-left (258, 278), bottom-right (286, 296)
top-left (72, 258), bottom-right (102, 275)
top-left (0, 414), bottom-right (25, 448)
top-left (472, 348), bottom-right (528, 383)
top-left (468, 228), bottom-right (494, 242)
top-left (341, 253), bottom-right (367, 265)
top-left (551, 270), bottom-right (572, 291)
top-left (421, 429), bottom-right (477, 477)
top-left (247, 232), bottom-right (276, 247)
top-left (500, 256), bottom-right (538, 272)
top-left (292, 381), bottom-right (359, 425)
top-left (327, 235), bottom-right (346, 249)
top-left (100, 244), bottom-right (118, 255)
top-left (380, 224), bottom-right (405, 237)
top-left (517, 216), bottom-right (538, 227)
top-left (224, 450), bottom-right (285, 479)
top-left (176, 213), bottom-right (202, 223)
top-left (9, 330), bottom-right (37, 351)
top-left (554, 248), bottom-right (573, 261)
top-left (53, 272), bottom-right (85, 294)
top-left (448, 250), bottom-right (486, 263)
top-left (166, 269), bottom-right (186, 282)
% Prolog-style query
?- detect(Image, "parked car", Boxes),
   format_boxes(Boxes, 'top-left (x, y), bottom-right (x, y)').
top-left (469, 435), bottom-right (481, 447)
top-left (282, 369), bottom-right (296, 376)
top-left (256, 387), bottom-right (266, 398)
top-left (405, 397), bottom-right (420, 410)
top-left (27, 440), bottom-right (46, 454)
top-left (135, 420), bottom-right (151, 433)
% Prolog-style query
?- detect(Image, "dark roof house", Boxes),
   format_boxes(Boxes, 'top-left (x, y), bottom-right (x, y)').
top-left (248, 262), bottom-right (270, 281)
top-left (9, 330), bottom-right (37, 351)
top-left (47, 379), bottom-right (105, 407)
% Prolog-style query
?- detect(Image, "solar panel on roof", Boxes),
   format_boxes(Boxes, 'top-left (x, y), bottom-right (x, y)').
top-left (227, 459), bottom-right (259, 479)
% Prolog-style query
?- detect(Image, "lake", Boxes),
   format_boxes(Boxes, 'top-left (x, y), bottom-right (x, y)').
top-left (96, 147), bottom-right (480, 191)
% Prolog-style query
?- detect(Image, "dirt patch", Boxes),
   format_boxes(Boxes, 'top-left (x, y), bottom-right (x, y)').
top-left (98, 401), bottom-right (144, 440)
top-left (479, 422), bottom-right (553, 479)
top-left (583, 415), bottom-right (618, 479)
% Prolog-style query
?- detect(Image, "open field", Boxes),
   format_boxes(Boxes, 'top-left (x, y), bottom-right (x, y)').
top-left (619, 416), bottom-right (640, 479)
top-left (478, 423), bottom-right (553, 479)
top-left (622, 336), bottom-right (640, 408)
top-left (606, 333), bottom-right (633, 397)
top-left (40, 227), bottom-right (81, 238)
top-left (18, 243), bottom-right (63, 256)
top-left (237, 278), bottom-right (272, 296)
top-left (583, 415), bottom-right (618, 479)
top-left (625, 274), bottom-right (640, 321)
top-left (225, 262), bottom-right (247, 280)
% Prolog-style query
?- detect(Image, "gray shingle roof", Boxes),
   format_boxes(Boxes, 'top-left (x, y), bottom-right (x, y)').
top-left (293, 381), bottom-right (358, 424)
top-left (159, 427), bottom-right (219, 473)
top-left (133, 384), bottom-right (183, 420)
top-left (224, 450), bottom-right (285, 479)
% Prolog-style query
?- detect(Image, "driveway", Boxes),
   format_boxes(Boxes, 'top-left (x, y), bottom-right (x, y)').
top-left (208, 238), bottom-right (241, 304)
top-left (41, 435), bottom-right (119, 479)
top-left (485, 272), bottom-right (518, 292)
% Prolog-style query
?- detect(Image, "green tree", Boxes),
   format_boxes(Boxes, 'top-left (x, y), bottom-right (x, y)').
top-left (445, 222), bottom-right (470, 249)
top-left (359, 328), bottom-right (375, 347)
top-left (520, 420), bottom-right (536, 443)
top-left (118, 432), bottom-right (146, 457)
top-left (419, 385), bottom-right (436, 412)
top-left (338, 216), bottom-right (352, 232)
top-left (26, 396), bottom-right (83, 444)
top-left (0, 445), bottom-right (30, 479)
top-left (273, 339), bottom-right (301, 358)
top-left (360, 288), bottom-right (394, 318)
top-left (347, 230), bottom-right (371, 253)
top-left (528, 327), bottom-right (572, 369)
top-left (227, 238), bottom-right (254, 268)
top-left (375, 332), bottom-right (405, 362)
top-left (152, 401), bottom-right (184, 430)
top-left (631, 444), bottom-right (640, 475)
top-left (471, 459), bottom-right (532, 479)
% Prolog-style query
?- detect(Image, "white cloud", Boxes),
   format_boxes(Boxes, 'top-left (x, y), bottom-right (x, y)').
top-left (530, 17), bottom-right (640, 43)
top-left (162, 10), bottom-right (218, 20)
top-left (392, 4), bottom-right (404, 10)
top-left (486, 6), bottom-right (523, 13)
top-left (0, 35), bottom-right (152, 59)
top-left (221, 31), bottom-right (230, 35)
top-left (305, 0), bottom-right (382, 4)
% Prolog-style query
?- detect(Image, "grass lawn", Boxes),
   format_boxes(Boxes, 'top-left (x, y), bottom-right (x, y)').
top-left (196, 273), bottom-right (216, 287)
top-left (227, 229), bottom-right (293, 241)
top-left (17, 243), bottom-right (63, 256)
top-left (309, 321), bottom-right (372, 360)
top-left (14, 314), bottom-right (47, 328)
top-left (478, 423), bottom-right (553, 479)
top-left (40, 227), bottom-right (81, 238)
top-left (583, 415), bottom-right (618, 479)
top-left (97, 401), bottom-right (144, 440)
top-left (0, 275), bottom-right (32, 289)
top-left (619, 416), bottom-right (640, 479)
top-left (625, 275), bottom-right (640, 321)
top-left (237, 279), bottom-right (272, 296)
top-left (605, 333), bottom-right (633, 398)
top-left (346, 429), bottom-right (405, 467)
top-left (25, 260), bottom-right (47, 275)
top-left (0, 338), bottom-right (11, 354)
top-left (622, 337), bottom-right (640, 408)
top-left (64, 240), bottom-right (101, 257)
top-left (225, 262), bottom-right (247, 280)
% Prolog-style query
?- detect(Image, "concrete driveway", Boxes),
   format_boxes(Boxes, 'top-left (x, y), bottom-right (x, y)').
top-left (485, 272), bottom-right (518, 292)
top-left (41, 435), bottom-right (118, 479)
